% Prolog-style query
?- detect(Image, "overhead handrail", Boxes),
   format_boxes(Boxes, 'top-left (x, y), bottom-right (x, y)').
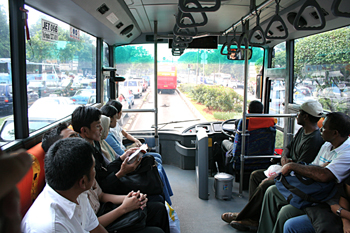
top-left (178, 0), bottom-right (221, 13)
top-left (265, 0), bottom-right (288, 39)
top-left (294, 0), bottom-right (326, 30)
top-left (332, 0), bottom-right (350, 18)
top-left (222, 0), bottom-right (275, 36)
top-left (176, 9), bottom-right (208, 28)
top-left (173, 24), bottom-right (197, 37)
top-left (220, 35), bottom-right (229, 55)
top-left (226, 27), bottom-right (240, 54)
top-left (249, 9), bottom-right (266, 45)
top-left (238, 19), bottom-right (249, 49)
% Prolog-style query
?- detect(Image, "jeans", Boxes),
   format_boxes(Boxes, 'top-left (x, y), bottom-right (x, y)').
top-left (284, 215), bottom-right (315, 233)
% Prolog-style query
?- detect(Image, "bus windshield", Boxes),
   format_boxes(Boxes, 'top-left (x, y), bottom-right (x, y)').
top-left (114, 44), bottom-right (264, 132)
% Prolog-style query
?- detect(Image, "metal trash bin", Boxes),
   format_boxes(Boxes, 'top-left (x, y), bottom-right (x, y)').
top-left (214, 173), bottom-right (233, 200)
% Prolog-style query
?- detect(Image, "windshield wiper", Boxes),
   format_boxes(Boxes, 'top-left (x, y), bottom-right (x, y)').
top-left (152, 119), bottom-right (200, 130)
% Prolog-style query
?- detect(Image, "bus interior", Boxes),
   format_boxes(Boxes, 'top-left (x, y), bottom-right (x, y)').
top-left (2, 0), bottom-right (350, 232)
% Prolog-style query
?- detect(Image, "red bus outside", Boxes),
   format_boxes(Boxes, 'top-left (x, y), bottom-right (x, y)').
top-left (157, 65), bottom-right (177, 94)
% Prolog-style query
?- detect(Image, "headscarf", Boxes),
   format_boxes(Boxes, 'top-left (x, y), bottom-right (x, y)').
top-left (100, 115), bottom-right (117, 161)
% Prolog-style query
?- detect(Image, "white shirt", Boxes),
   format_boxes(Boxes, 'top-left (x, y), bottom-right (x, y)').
top-left (110, 122), bottom-right (126, 150)
top-left (312, 138), bottom-right (350, 183)
top-left (21, 184), bottom-right (99, 233)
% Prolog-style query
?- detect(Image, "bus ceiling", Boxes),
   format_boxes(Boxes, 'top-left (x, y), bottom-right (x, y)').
top-left (25, 0), bottom-right (350, 48)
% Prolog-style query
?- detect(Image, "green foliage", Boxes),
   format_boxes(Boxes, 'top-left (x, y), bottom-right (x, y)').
top-left (180, 83), bottom-right (243, 112)
top-left (275, 130), bottom-right (284, 149)
top-left (213, 111), bottom-right (242, 120)
top-left (0, 5), bottom-right (10, 58)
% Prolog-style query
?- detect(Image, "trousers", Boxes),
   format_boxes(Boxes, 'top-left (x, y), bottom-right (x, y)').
top-left (257, 185), bottom-right (305, 233)
top-left (236, 169), bottom-right (274, 221)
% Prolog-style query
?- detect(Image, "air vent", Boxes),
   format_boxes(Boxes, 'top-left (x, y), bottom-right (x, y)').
top-left (120, 24), bottom-right (134, 35)
top-left (311, 8), bottom-right (329, 19)
top-left (255, 34), bottom-right (262, 40)
top-left (276, 25), bottom-right (285, 32)
top-left (116, 22), bottom-right (124, 29)
top-left (97, 4), bottom-right (109, 15)
top-left (267, 30), bottom-right (274, 36)
top-left (287, 12), bottom-right (307, 27)
top-left (127, 33), bottom-right (133, 38)
top-left (266, 41), bottom-right (272, 44)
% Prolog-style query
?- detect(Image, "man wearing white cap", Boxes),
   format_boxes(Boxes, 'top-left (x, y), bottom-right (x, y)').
top-left (223, 100), bottom-right (325, 232)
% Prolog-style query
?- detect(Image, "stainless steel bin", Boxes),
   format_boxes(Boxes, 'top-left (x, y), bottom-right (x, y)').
top-left (214, 173), bottom-right (233, 200)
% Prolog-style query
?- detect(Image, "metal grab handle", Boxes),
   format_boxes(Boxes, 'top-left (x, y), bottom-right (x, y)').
top-left (265, 14), bottom-right (289, 39)
top-left (176, 10), bottom-right (208, 28)
top-left (179, 0), bottom-right (221, 13)
top-left (294, 0), bottom-right (326, 31)
top-left (332, 0), bottom-right (350, 18)
top-left (220, 42), bottom-right (229, 55)
top-left (249, 10), bottom-right (266, 45)
top-left (172, 41), bottom-right (188, 49)
top-left (173, 24), bottom-right (197, 37)
top-left (265, 0), bottom-right (288, 39)
top-left (174, 35), bottom-right (193, 43)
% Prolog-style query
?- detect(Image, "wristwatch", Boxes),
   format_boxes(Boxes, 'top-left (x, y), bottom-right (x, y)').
top-left (336, 207), bottom-right (344, 216)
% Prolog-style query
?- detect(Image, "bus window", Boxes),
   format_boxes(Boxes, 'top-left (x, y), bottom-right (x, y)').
top-left (294, 26), bottom-right (350, 116)
top-left (272, 42), bottom-right (286, 68)
top-left (114, 44), bottom-right (264, 132)
top-left (103, 42), bottom-right (109, 67)
top-left (269, 79), bottom-right (285, 128)
top-left (0, 1), bottom-right (13, 126)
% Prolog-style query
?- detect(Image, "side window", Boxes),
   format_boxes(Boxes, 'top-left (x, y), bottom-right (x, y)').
top-left (272, 42), bottom-right (286, 68)
top-left (294, 26), bottom-right (350, 115)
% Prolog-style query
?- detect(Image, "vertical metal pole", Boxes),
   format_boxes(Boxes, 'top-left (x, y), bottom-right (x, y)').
top-left (285, 40), bottom-right (295, 146)
top-left (108, 44), bottom-right (116, 100)
top-left (154, 21), bottom-right (159, 152)
top-left (9, 0), bottom-right (29, 139)
top-left (239, 23), bottom-right (250, 195)
top-left (96, 38), bottom-right (103, 102)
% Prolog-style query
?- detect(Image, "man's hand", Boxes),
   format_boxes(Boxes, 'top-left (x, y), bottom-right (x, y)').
top-left (281, 162), bottom-right (295, 176)
top-left (120, 148), bottom-right (138, 161)
top-left (131, 191), bottom-right (148, 210)
top-left (120, 191), bottom-right (143, 213)
top-left (115, 155), bottom-right (142, 178)
top-left (281, 156), bottom-right (293, 166)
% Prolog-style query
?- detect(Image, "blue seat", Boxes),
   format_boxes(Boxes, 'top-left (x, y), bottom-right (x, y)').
top-left (231, 125), bottom-right (276, 172)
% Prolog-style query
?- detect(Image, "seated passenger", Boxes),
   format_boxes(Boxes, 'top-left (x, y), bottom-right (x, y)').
top-left (284, 175), bottom-right (350, 233)
top-left (106, 100), bottom-right (142, 150)
top-left (71, 106), bottom-right (142, 194)
top-left (100, 115), bottom-right (117, 162)
top-left (257, 112), bottom-right (350, 233)
top-left (21, 137), bottom-right (107, 233)
top-left (221, 100), bottom-right (269, 153)
top-left (100, 104), bottom-right (173, 205)
top-left (41, 125), bottom-right (170, 233)
top-left (222, 100), bottom-right (324, 232)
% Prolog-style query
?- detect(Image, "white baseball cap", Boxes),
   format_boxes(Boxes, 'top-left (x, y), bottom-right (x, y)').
top-left (290, 100), bottom-right (324, 117)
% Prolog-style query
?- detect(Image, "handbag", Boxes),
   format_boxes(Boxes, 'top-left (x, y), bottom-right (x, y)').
top-left (275, 172), bottom-right (337, 209)
top-left (97, 202), bottom-right (147, 233)
top-left (107, 155), bottom-right (164, 196)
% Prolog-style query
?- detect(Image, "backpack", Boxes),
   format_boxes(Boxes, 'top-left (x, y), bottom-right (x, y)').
top-left (275, 172), bottom-right (338, 209)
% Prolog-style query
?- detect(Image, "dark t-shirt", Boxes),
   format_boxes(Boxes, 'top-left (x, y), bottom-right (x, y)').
top-left (287, 127), bottom-right (324, 163)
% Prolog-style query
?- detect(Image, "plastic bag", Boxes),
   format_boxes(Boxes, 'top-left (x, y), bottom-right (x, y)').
top-left (165, 201), bottom-right (180, 233)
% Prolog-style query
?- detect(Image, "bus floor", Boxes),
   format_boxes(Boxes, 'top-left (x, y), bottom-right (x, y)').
top-left (164, 164), bottom-right (250, 233)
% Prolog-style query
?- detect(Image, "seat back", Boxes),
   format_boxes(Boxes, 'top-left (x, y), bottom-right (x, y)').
top-left (16, 143), bottom-right (46, 217)
top-left (232, 118), bottom-right (276, 171)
